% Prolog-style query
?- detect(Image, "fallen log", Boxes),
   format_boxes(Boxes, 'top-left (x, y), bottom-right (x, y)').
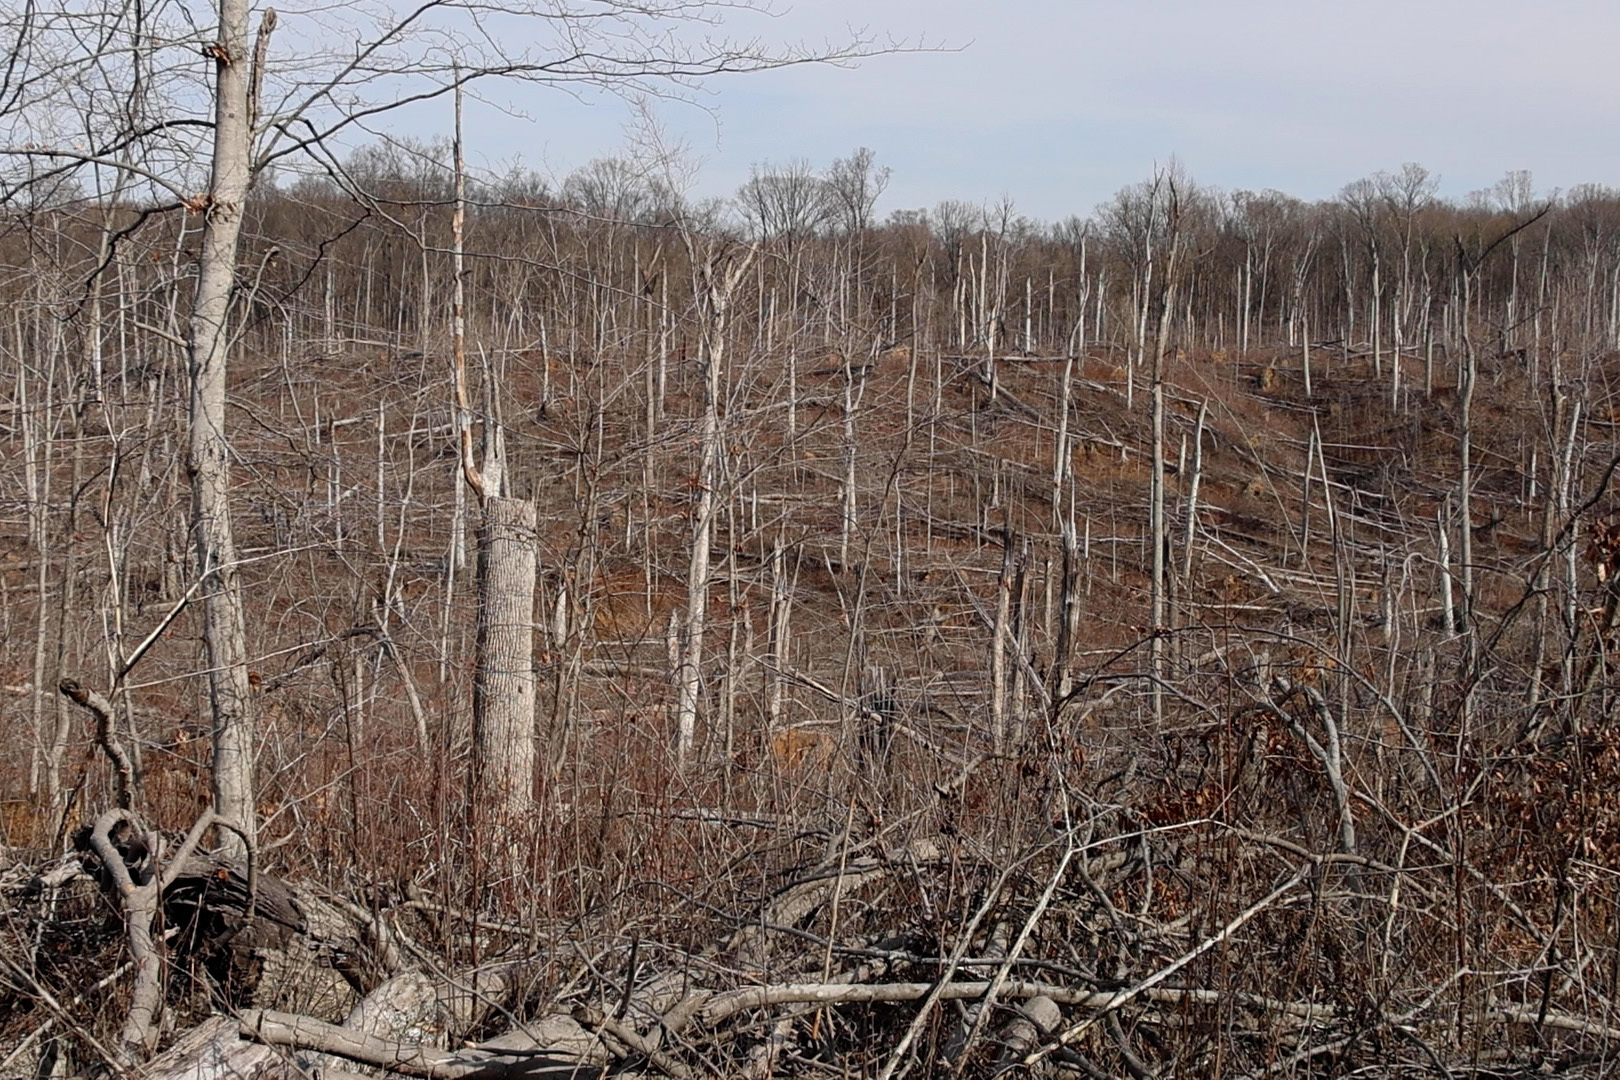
top-left (240, 1009), bottom-right (584, 1079)
top-left (140, 1016), bottom-right (290, 1080)
top-left (230, 978), bottom-right (1342, 1080)
top-left (667, 978), bottom-right (1340, 1032)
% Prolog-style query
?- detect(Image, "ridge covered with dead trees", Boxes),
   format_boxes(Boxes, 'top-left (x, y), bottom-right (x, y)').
top-left (9, 108), bottom-right (1620, 1077)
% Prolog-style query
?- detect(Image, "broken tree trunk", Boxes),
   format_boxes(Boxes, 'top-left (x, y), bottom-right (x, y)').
top-left (472, 496), bottom-right (540, 830)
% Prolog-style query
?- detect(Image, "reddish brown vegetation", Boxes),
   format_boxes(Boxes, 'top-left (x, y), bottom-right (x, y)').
top-left (7, 165), bottom-right (1620, 1076)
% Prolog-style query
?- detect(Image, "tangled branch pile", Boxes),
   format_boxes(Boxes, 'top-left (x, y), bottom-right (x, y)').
top-left (9, 642), bottom-right (1620, 1080)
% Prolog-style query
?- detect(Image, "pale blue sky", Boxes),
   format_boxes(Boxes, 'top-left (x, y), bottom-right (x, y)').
top-left (448, 0), bottom-right (1620, 221)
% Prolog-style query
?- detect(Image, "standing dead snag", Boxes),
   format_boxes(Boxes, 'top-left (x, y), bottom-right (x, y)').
top-left (472, 498), bottom-right (540, 827)
top-left (450, 78), bottom-right (539, 834)
top-left (185, 1), bottom-right (277, 862)
top-left (990, 536), bottom-right (1019, 754)
top-left (1148, 169), bottom-right (1186, 729)
top-left (675, 241), bottom-right (756, 766)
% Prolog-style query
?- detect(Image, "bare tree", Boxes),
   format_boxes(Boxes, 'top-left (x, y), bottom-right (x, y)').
top-left (181, 0), bottom-right (274, 855)
top-left (563, 157), bottom-right (654, 222)
top-left (824, 147), bottom-right (891, 235)
top-left (675, 237), bottom-right (755, 765)
top-left (737, 158), bottom-right (829, 252)
top-left (1146, 168), bottom-right (1188, 727)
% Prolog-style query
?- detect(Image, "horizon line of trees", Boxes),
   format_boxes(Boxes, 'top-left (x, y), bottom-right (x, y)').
top-left (24, 144), bottom-right (1617, 374)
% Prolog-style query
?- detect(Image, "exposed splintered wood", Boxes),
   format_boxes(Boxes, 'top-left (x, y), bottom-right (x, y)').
top-left (139, 1016), bottom-right (287, 1080)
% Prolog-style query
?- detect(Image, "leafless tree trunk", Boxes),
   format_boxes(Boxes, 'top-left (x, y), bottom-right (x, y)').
top-left (1302, 311), bottom-right (1312, 397)
top-left (473, 498), bottom-right (539, 825)
top-left (1052, 346), bottom-right (1074, 531)
top-left (1456, 271), bottom-right (1479, 738)
top-left (991, 537), bottom-right (1015, 754)
top-left (1527, 379), bottom-right (1568, 719)
top-left (1558, 397), bottom-right (1583, 724)
top-left (676, 244), bottom-right (754, 765)
top-left (1051, 515), bottom-right (1082, 708)
top-left (1437, 499), bottom-right (1456, 639)
top-left (1181, 401), bottom-right (1206, 581)
top-left (1149, 180), bottom-right (1183, 727)
top-left (1457, 279), bottom-right (1476, 631)
top-left (186, 3), bottom-right (275, 854)
top-left (450, 77), bottom-right (537, 828)
top-left (839, 358), bottom-right (866, 568)
top-left (19, 307), bottom-right (53, 808)
top-left (767, 535), bottom-right (792, 729)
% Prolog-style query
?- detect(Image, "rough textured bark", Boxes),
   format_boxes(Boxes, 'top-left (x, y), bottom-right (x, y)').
top-left (472, 497), bottom-right (539, 824)
top-left (187, 0), bottom-right (261, 855)
top-left (140, 1017), bottom-right (287, 1080)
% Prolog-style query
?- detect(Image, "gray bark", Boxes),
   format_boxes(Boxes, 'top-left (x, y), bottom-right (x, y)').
top-left (1181, 401), bottom-right (1206, 581)
top-left (473, 498), bottom-right (539, 825)
top-left (990, 538), bottom-right (1015, 753)
top-left (767, 535), bottom-right (792, 729)
top-left (1149, 221), bottom-right (1181, 728)
top-left (186, 0), bottom-right (268, 855)
top-left (675, 247), bottom-right (753, 764)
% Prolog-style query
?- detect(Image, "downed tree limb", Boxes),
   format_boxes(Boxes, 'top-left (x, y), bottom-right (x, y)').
top-left (138, 969), bottom-right (544, 1080)
top-left (691, 979), bottom-right (1338, 1028)
top-left (996, 996), bottom-right (1060, 1078)
top-left (876, 857), bottom-right (1021, 1080)
top-left (69, 802), bottom-right (388, 1024)
top-left (140, 1016), bottom-right (285, 1080)
top-left (134, 1015), bottom-right (372, 1080)
top-left (240, 1009), bottom-right (581, 1078)
top-left (573, 1004), bottom-right (692, 1079)
top-left (0, 938), bottom-right (130, 1076)
top-left (238, 978), bottom-right (1347, 1080)
top-left (83, 808), bottom-right (164, 1062)
top-left (475, 1014), bottom-right (613, 1068)
top-left (1492, 1006), bottom-right (1620, 1041)
top-left (76, 808), bottom-right (258, 1064)
top-left (304, 971), bottom-right (442, 1077)
top-left (726, 836), bottom-right (943, 969)
top-left (950, 833), bottom-right (1080, 1068)
top-left (59, 679), bottom-right (135, 810)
